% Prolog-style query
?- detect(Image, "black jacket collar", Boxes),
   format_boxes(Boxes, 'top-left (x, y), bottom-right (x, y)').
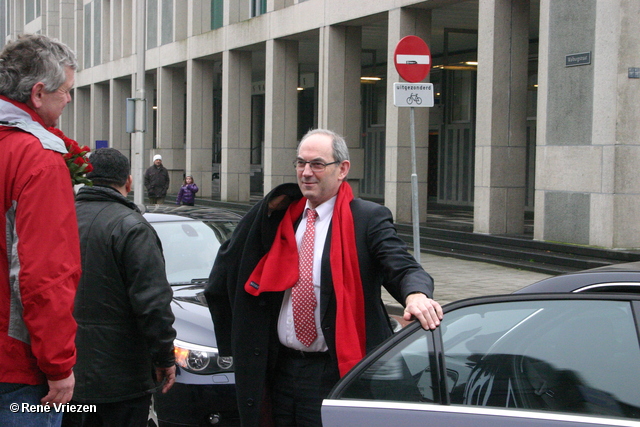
top-left (75, 185), bottom-right (140, 213)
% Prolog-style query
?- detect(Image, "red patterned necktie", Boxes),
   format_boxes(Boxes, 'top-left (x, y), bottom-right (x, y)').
top-left (292, 208), bottom-right (318, 347)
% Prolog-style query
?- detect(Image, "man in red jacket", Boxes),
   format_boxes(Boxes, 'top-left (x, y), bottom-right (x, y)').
top-left (0, 34), bottom-right (81, 426)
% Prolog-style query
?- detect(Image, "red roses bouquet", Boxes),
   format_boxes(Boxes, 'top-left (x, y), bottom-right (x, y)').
top-left (48, 127), bottom-right (93, 186)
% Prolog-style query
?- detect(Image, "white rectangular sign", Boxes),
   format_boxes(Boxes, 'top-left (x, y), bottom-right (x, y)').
top-left (393, 82), bottom-right (434, 108)
top-left (396, 54), bottom-right (430, 65)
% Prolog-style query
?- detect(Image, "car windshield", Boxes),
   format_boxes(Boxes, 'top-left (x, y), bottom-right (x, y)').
top-left (152, 220), bottom-right (227, 285)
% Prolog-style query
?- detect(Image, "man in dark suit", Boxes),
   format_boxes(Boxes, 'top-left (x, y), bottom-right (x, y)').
top-left (205, 128), bottom-right (442, 427)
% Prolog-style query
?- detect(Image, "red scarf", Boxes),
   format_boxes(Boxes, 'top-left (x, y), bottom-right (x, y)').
top-left (244, 182), bottom-right (366, 376)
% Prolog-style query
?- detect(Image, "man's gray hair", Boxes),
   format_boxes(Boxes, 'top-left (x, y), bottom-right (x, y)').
top-left (0, 34), bottom-right (77, 103)
top-left (298, 128), bottom-right (350, 162)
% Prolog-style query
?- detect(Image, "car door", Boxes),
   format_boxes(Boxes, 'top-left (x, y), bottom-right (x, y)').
top-left (323, 294), bottom-right (640, 427)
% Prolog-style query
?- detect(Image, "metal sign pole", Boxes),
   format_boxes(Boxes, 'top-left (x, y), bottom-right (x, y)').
top-left (132, 0), bottom-right (146, 206)
top-left (393, 35), bottom-right (432, 264)
top-left (410, 106), bottom-right (421, 263)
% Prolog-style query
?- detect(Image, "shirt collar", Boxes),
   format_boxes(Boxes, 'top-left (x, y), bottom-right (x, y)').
top-left (305, 195), bottom-right (337, 221)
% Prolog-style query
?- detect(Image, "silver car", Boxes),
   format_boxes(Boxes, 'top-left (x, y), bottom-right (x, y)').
top-left (323, 265), bottom-right (640, 427)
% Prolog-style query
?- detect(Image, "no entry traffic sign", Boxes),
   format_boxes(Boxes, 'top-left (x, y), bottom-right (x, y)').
top-left (394, 36), bottom-right (431, 83)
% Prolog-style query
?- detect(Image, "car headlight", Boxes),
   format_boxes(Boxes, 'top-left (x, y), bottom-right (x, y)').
top-left (173, 339), bottom-right (234, 375)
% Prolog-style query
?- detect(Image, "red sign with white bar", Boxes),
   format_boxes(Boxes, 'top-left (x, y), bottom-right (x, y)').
top-left (394, 36), bottom-right (431, 83)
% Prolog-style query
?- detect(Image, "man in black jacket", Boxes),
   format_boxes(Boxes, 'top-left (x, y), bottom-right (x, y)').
top-left (64, 148), bottom-right (176, 427)
top-left (206, 129), bottom-right (442, 426)
top-left (144, 154), bottom-right (170, 204)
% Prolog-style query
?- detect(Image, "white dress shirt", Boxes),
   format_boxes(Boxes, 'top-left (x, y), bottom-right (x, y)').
top-left (277, 196), bottom-right (336, 351)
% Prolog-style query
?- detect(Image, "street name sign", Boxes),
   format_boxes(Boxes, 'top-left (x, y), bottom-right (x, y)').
top-left (394, 36), bottom-right (431, 82)
top-left (393, 82), bottom-right (434, 108)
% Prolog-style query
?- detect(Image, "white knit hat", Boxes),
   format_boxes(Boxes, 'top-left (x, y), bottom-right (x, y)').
top-left (153, 154), bottom-right (162, 161)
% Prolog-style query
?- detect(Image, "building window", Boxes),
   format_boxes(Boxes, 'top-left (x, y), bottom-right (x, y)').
top-left (211, 0), bottom-right (223, 30)
top-left (161, 0), bottom-right (173, 45)
top-left (251, 0), bottom-right (266, 17)
top-left (147, 0), bottom-right (158, 49)
top-left (25, 0), bottom-right (40, 23)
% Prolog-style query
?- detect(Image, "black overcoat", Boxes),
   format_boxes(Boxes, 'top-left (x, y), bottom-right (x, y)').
top-left (205, 183), bottom-right (434, 426)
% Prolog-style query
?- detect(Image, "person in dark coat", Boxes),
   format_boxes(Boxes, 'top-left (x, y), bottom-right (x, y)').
top-left (205, 129), bottom-right (442, 427)
top-left (144, 154), bottom-right (170, 204)
top-left (65, 148), bottom-right (176, 427)
top-left (176, 175), bottom-right (199, 206)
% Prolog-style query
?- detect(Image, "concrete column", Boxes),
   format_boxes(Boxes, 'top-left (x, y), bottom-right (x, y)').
top-left (318, 25), bottom-right (364, 195)
top-left (100, 0), bottom-right (110, 63)
top-left (610, 0), bottom-right (640, 249)
top-left (225, 0), bottom-right (249, 25)
top-left (111, 0), bottom-right (122, 61)
top-left (157, 66), bottom-right (187, 186)
top-left (109, 78), bottom-right (131, 152)
top-left (74, 87), bottom-right (90, 149)
top-left (144, 76), bottom-right (155, 164)
top-left (60, 0), bottom-right (76, 49)
top-left (385, 8), bottom-right (431, 223)
top-left (264, 39), bottom-right (299, 191)
top-left (174, 1), bottom-right (188, 41)
top-left (122, 0), bottom-right (133, 58)
top-left (41, 0), bottom-right (60, 40)
top-left (536, 0), bottom-right (640, 249)
top-left (188, 0), bottom-right (212, 36)
top-left (221, 49), bottom-right (252, 202)
top-left (474, 0), bottom-right (529, 235)
top-left (588, 0), bottom-right (620, 248)
top-left (186, 58), bottom-right (215, 199)
top-left (90, 83), bottom-right (109, 149)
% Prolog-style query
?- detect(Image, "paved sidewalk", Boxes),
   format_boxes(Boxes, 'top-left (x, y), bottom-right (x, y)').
top-left (185, 198), bottom-right (555, 311)
top-left (383, 253), bottom-right (553, 313)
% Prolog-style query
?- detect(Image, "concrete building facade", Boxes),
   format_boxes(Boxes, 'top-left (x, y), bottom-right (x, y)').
top-left (2, 0), bottom-right (639, 249)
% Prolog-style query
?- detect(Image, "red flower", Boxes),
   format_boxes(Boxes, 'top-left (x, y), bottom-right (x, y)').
top-left (73, 156), bottom-right (86, 166)
top-left (48, 127), bottom-right (93, 186)
top-left (68, 143), bottom-right (83, 156)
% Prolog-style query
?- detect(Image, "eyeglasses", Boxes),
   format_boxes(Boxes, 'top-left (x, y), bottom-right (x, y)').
top-left (293, 160), bottom-right (340, 172)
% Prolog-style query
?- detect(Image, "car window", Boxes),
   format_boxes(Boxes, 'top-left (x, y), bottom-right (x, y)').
top-left (338, 326), bottom-right (439, 403)
top-left (336, 299), bottom-right (640, 420)
top-left (152, 220), bottom-right (223, 284)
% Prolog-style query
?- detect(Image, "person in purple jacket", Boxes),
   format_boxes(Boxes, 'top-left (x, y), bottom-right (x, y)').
top-left (176, 175), bottom-right (198, 206)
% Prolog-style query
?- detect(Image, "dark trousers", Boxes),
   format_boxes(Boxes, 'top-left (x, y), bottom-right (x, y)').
top-left (271, 346), bottom-right (339, 427)
top-left (61, 394), bottom-right (151, 427)
top-left (148, 197), bottom-right (165, 205)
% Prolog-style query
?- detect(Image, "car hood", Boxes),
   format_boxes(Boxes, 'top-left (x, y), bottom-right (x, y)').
top-left (171, 285), bottom-right (218, 348)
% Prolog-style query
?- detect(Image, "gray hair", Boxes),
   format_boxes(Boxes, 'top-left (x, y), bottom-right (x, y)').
top-left (0, 34), bottom-right (77, 103)
top-left (298, 128), bottom-right (350, 162)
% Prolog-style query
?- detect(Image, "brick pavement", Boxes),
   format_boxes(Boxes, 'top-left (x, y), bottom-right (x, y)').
top-left (383, 253), bottom-right (553, 314)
